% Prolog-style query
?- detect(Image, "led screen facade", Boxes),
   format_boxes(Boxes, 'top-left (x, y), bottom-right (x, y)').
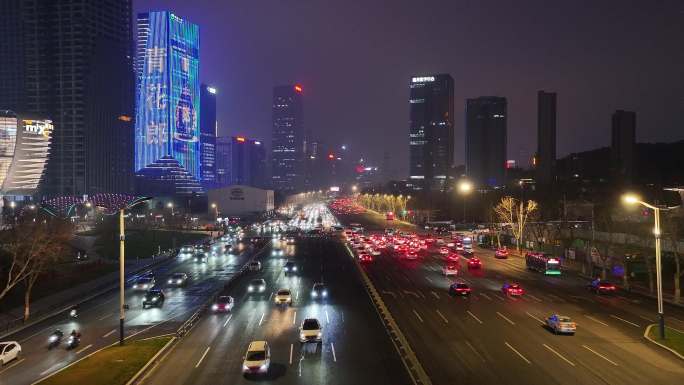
top-left (135, 11), bottom-right (200, 179)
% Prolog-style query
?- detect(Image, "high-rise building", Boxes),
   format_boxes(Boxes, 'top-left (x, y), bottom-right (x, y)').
top-left (0, 111), bottom-right (52, 198)
top-left (408, 74), bottom-right (454, 190)
top-left (536, 91), bottom-right (557, 186)
top-left (0, 0), bottom-right (134, 195)
top-left (134, 11), bottom-right (202, 196)
top-left (611, 110), bottom-right (636, 184)
top-left (465, 96), bottom-right (507, 187)
top-left (215, 136), bottom-right (266, 188)
top-left (200, 84), bottom-right (217, 188)
top-left (272, 85), bottom-right (304, 192)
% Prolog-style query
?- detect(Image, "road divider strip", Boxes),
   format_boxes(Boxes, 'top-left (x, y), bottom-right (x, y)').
top-left (346, 244), bottom-right (432, 385)
top-left (643, 324), bottom-right (684, 361)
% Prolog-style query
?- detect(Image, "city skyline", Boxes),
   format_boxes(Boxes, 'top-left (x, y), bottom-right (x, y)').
top-left (135, 0), bottom-right (684, 179)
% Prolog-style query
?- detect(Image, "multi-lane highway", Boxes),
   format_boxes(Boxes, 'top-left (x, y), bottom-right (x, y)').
top-left (140, 233), bottom-right (411, 384)
top-left (0, 236), bottom-right (256, 385)
top-left (342, 214), bottom-right (684, 385)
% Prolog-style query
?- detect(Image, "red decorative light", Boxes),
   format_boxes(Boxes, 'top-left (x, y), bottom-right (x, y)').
top-left (236, 136), bottom-right (246, 142)
top-left (294, 85), bottom-right (303, 93)
top-left (328, 153), bottom-right (334, 160)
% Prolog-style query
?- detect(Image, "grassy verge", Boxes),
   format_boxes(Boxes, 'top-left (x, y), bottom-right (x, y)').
top-left (647, 325), bottom-right (684, 357)
top-left (40, 337), bottom-right (172, 385)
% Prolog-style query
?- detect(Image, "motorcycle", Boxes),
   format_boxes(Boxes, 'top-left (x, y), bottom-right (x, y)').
top-left (48, 330), bottom-right (64, 349)
top-left (66, 334), bottom-right (81, 350)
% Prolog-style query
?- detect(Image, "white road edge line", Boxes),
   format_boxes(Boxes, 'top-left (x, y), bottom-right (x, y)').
top-left (526, 312), bottom-right (545, 324)
top-left (436, 310), bottom-right (449, 324)
top-left (496, 311), bottom-right (516, 325)
top-left (97, 314), bottom-right (112, 321)
top-left (505, 341), bottom-right (531, 364)
top-left (331, 342), bottom-right (337, 362)
top-left (223, 314), bottom-right (233, 327)
top-left (412, 309), bottom-right (424, 323)
top-left (289, 343), bottom-right (294, 365)
top-left (467, 310), bottom-right (483, 324)
top-left (610, 315), bottom-right (640, 327)
top-left (325, 310), bottom-right (330, 324)
top-left (585, 315), bottom-right (610, 327)
top-left (259, 312), bottom-right (265, 326)
top-left (638, 315), bottom-right (655, 322)
top-left (102, 329), bottom-right (117, 338)
top-left (543, 343), bottom-right (575, 366)
top-left (75, 344), bottom-right (92, 354)
top-left (0, 358), bottom-right (25, 374)
top-left (195, 346), bottom-right (211, 368)
top-left (582, 345), bottom-right (618, 366)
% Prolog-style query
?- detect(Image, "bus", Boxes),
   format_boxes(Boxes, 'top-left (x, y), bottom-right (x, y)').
top-left (525, 252), bottom-right (561, 275)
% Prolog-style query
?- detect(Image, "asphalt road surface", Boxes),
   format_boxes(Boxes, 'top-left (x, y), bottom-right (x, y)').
top-left (0, 237), bottom-right (256, 385)
top-left (140, 236), bottom-right (411, 385)
top-left (340, 213), bottom-right (684, 385)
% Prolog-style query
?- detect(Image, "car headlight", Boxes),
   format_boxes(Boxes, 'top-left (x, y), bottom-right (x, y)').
top-left (212, 304), bottom-right (218, 311)
top-left (322, 291), bottom-right (328, 297)
top-left (152, 297), bottom-right (158, 301)
top-left (259, 363), bottom-right (268, 372)
top-left (177, 280), bottom-right (182, 284)
top-left (312, 291), bottom-right (317, 297)
top-left (242, 364), bottom-right (249, 372)
top-left (248, 286), bottom-right (254, 292)
top-left (293, 267), bottom-right (297, 271)
top-left (49, 335), bottom-right (57, 342)
top-left (168, 279), bottom-right (173, 284)
top-left (317, 332), bottom-right (322, 338)
top-left (259, 286), bottom-right (265, 292)
top-left (300, 332), bottom-right (306, 339)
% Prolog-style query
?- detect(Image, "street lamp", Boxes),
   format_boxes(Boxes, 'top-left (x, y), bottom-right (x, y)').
top-left (351, 185), bottom-right (358, 193)
top-left (167, 202), bottom-right (174, 216)
top-left (622, 193), bottom-right (670, 340)
top-left (211, 203), bottom-right (219, 218)
top-left (458, 180), bottom-right (473, 223)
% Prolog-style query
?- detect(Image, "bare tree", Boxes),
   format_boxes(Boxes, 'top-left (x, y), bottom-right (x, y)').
top-left (663, 212), bottom-right (683, 303)
top-left (493, 196), bottom-right (538, 253)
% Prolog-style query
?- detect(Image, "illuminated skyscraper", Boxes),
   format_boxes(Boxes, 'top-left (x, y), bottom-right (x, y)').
top-left (135, 11), bottom-right (202, 195)
top-left (215, 136), bottom-right (267, 188)
top-left (272, 85), bottom-right (304, 192)
top-left (200, 84), bottom-right (217, 188)
top-left (408, 74), bottom-right (454, 190)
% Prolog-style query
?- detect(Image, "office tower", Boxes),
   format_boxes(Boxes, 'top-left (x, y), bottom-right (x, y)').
top-left (408, 74), bottom-right (454, 190)
top-left (215, 136), bottom-right (267, 188)
top-left (134, 11), bottom-right (202, 196)
top-left (200, 84), bottom-right (217, 188)
top-left (611, 110), bottom-right (636, 184)
top-left (272, 85), bottom-right (304, 192)
top-left (536, 91), bottom-right (557, 186)
top-left (465, 96), bottom-right (507, 187)
top-left (0, 111), bottom-right (52, 197)
top-left (0, 0), bottom-right (134, 195)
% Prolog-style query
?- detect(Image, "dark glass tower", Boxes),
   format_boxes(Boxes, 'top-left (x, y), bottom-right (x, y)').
top-left (0, 0), bottom-right (135, 195)
top-left (408, 74), bottom-right (454, 190)
top-left (271, 85), bottom-right (304, 192)
top-left (536, 91), bottom-right (557, 186)
top-left (611, 110), bottom-right (636, 184)
top-left (465, 96), bottom-right (507, 187)
top-left (215, 136), bottom-right (266, 188)
top-left (200, 84), bottom-right (217, 188)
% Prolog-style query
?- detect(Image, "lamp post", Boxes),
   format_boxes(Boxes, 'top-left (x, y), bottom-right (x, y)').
top-left (458, 180), bottom-right (473, 223)
top-left (211, 203), bottom-right (218, 219)
top-left (622, 193), bottom-right (674, 340)
top-left (167, 202), bottom-right (174, 216)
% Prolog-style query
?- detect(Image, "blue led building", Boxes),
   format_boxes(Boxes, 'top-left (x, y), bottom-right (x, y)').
top-left (135, 11), bottom-right (202, 196)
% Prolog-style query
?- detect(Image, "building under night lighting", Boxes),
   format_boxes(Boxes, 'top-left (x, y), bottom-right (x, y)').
top-left (200, 84), bottom-right (217, 188)
top-left (134, 11), bottom-right (202, 196)
top-left (466, 96), bottom-right (507, 188)
top-left (272, 85), bottom-right (304, 192)
top-left (408, 74), bottom-right (454, 190)
top-left (216, 136), bottom-right (267, 188)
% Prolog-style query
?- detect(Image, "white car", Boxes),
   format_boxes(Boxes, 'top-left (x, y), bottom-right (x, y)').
top-left (442, 265), bottom-right (458, 276)
top-left (242, 341), bottom-right (270, 375)
top-left (274, 289), bottom-right (292, 305)
top-left (0, 341), bottom-right (21, 366)
top-left (299, 318), bottom-right (322, 343)
top-left (547, 314), bottom-right (576, 335)
top-left (248, 261), bottom-right (262, 271)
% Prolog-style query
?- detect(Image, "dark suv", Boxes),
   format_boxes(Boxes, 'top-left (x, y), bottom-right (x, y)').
top-left (142, 289), bottom-right (165, 308)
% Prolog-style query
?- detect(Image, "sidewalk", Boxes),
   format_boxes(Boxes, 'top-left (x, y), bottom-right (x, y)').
top-left (0, 254), bottom-right (174, 338)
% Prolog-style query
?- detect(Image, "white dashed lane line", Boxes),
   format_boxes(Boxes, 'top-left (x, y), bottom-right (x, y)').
top-left (582, 345), bottom-right (619, 366)
top-left (436, 310), bottom-right (449, 324)
top-left (223, 314), bottom-right (233, 327)
top-left (543, 344), bottom-right (575, 367)
top-left (195, 346), bottom-right (210, 368)
top-left (609, 315), bottom-right (640, 327)
top-left (467, 310), bottom-right (483, 324)
top-left (505, 341), bottom-right (531, 364)
top-left (412, 309), bottom-right (424, 323)
top-left (497, 312), bottom-right (516, 325)
top-left (585, 315), bottom-right (609, 327)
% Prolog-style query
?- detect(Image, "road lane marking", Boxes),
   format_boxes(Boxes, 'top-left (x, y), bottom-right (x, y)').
top-left (465, 341), bottom-right (486, 362)
top-left (381, 290), bottom-right (397, 298)
top-left (292, 311), bottom-right (297, 325)
top-left (431, 291), bottom-right (440, 299)
top-left (479, 293), bottom-right (492, 301)
top-left (582, 345), bottom-right (618, 366)
top-left (102, 329), bottom-right (117, 338)
top-left (526, 312), bottom-right (545, 325)
top-left (259, 312), bottom-right (265, 326)
top-left (97, 313), bottom-right (112, 321)
top-left (527, 294), bottom-right (543, 302)
top-left (195, 346), bottom-right (210, 368)
top-left (547, 294), bottom-right (564, 302)
top-left (403, 290), bottom-right (420, 298)
top-left (76, 344), bottom-right (92, 354)
top-left (494, 294), bottom-right (505, 301)
top-left (638, 315), bottom-right (655, 322)
top-left (412, 309), bottom-right (424, 323)
top-left (223, 314), bottom-right (233, 327)
top-left (610, 315), bottom-right (640, 327)
top-left (497, 312), bottom-right (516, 325)
top-left (543, 344), bottom-right (575, 366)
top-left (0, 358), bottom-right (25, 374)
top-left (268, 291), bottom-right (274, 301)
top-left (325, 310), bottom-right (330, 324)
top-left (331, 342), bottom-right (337, 362)
top-left (436, 310), bottom-right (449, 324)
top-left (289, 343), bottom-right (294, 365)
top-left (417, 291), bottom-right (426, 299)
top-left (467, 311), bottom-right (483, 324)
top-left (425, 276), bottom-right (433, 283)
top-left (585, 315), bottom-right (609, 327)
top-left (295, 290), bottom-right (299, 300)
top-left (505, 342), bottom-right (531, 364)
top-left (40, 366), bottom-right (56, 376)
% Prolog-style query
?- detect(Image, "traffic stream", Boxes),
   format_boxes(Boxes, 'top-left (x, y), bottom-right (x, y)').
top-left (340, 213), bottom-right (684, 385)
top-left (0, 237), bottom-right (256, 385)
top-left (140, 236), bottom-right (411, 385)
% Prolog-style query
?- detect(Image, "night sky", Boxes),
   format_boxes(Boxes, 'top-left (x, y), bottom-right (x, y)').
top-left (135, 0), bottom-right (683, 179)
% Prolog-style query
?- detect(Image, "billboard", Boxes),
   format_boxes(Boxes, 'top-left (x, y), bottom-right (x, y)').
top-left (135, 11), bottom-right (200, 179)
